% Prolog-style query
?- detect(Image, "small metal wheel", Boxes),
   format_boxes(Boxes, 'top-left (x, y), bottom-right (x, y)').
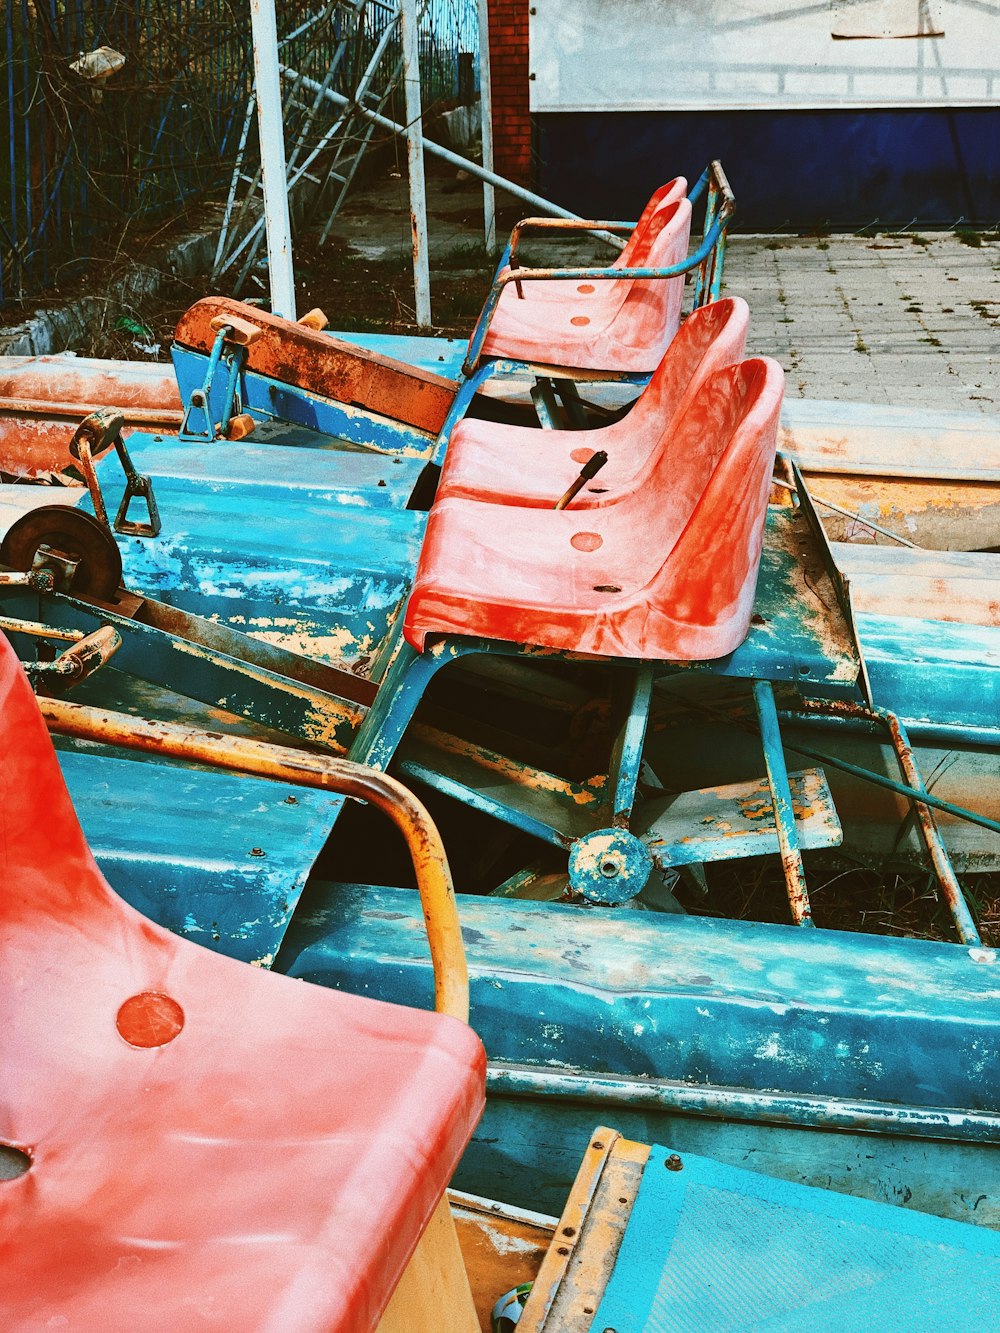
top-left (0, 506), bottom-right (123, 600)
top-left (567, 828), bottom-right (657, 906)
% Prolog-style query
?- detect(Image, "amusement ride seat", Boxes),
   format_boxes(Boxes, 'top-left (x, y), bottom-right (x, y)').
top-left (477, 197), bottom-right (693, 375)
top-left (510, 177), bottom-right (688, 305)
top-left (405, 358), bottom-right (785, 663)
top-left (438, 297), bottom-right (750, 509)
top-left (0, 633), bottom-right (485, 1331)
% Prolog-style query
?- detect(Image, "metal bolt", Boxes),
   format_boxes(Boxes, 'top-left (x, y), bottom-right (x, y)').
top-left (591, 1140), bottom-right (604, 1150)
top-left (249, 847), bottom-right (266, 858)
top-left (562, 1226), bottom-right (576, 1237)
top-left (665, 1153), bottom-right (683, 1171)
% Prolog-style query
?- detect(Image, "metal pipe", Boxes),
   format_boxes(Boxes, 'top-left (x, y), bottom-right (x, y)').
top-left (39, 698), bottom-right (470, 1023)
top-left (476, 0), bottom-right (496, 254)
top-left (399, 0), bottom-right (432, 327)
top-left (779, 710), bottom-right (1000, 752)
top-left (771, 475), bottom-right (918, 549)
top-left (0, 398), bottom-right (181, 425)
top-left (485, 1064), bottom-right (1000, 1145)
top-left (249, 0), bottom-right (297, 319)
top-left (881, 710), bottom-right (980, 944)
top-left (0, 616), bottom-right (82, 642)
top-left (776, 705), bottom-right (1000, 837)
top-left (74, 438), bottom-right (110, 529)
top-left (35, 626), bottom-right (121, 682)
top-left (753, 680), bottom-right (813, 927)
top-left (281, 65), bottom-right (583, 222)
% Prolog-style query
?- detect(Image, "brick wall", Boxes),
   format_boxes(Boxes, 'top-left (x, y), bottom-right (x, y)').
top-left (487, 0), bottom-right (531, 185)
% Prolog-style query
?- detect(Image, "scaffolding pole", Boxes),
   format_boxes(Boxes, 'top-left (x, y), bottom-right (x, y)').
top-left (399, 0), bottom-right (432, 326)
top-left (477, 0), bottom-right (496, 254)
top-left (249, 0), bottom-right (296, 318)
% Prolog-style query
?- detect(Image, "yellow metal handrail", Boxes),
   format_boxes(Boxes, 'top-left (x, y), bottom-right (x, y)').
top-left (41, 699), bottom-right (470, 1023)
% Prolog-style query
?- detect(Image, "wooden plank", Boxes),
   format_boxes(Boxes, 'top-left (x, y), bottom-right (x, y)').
top-left (450, 1190), bottom-right (555, 1333)
top-left (377, 1193), bottom-right (479, 1333)
top-left (518, 1131), bottom-right (651, 1333)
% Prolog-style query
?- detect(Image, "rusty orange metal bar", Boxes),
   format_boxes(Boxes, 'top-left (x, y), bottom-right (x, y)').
top-left (174, 296), bottom-right (458, 435)
top-left (40, 698), bottom-right (470, 1022)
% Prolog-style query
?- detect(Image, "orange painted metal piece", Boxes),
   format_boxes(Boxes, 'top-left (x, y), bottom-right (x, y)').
top-left (439, 298), bottom-right (750, 508)
top-left (174, 296), bottom-right (459, 434)
top-left (508, 178), bottom-right (688, 304)
top-left (0, 634), bottom-right (485, 1330)
top-left (405, 358), bottom-right (785, 661)
top-left (0, 357), bottom-right (181, 477)
top-left (480, 198), bottom-right (693, 374)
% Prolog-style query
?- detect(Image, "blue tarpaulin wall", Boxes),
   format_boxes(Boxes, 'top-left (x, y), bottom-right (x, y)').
top-left (535, 108), bottom-right (1000, 231)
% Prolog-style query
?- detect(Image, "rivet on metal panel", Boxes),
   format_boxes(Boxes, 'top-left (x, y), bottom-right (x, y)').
top-left (665, 1154), bottom-right (683, 1171)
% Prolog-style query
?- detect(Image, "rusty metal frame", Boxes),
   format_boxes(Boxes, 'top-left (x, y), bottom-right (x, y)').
top-left (515, 1128), bottom-right (621, 1332)
top-left (70, 410), bottom-right (162, 539)
top-left (780, 697), bottom-right (986, 945)
top-left (40, 698), bottom-right (471, 1023)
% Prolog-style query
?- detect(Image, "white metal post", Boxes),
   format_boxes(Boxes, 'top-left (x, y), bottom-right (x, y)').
top-left (477, 0), bottom-right (496, 255)
top-left (399, 0), bottom-right (432, 327)
top-left (249, 0), bottom-right (297, 319)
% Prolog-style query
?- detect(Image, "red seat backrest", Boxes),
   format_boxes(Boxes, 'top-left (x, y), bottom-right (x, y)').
top-left (0, 634), bottom-right (486, 1331)
top-left (605, 296), bottom-right (751, 451)
top-left (618, 177), bottom-right (687, 266)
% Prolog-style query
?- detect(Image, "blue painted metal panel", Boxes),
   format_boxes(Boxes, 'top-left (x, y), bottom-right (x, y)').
top-left (170, 347), bottom-right (439, 460)
top-left (280, 883), bottom-right (1000, 1114)
top-left (82, 462), bottom-right (426, 668)
top-left (467, 1093), bottom-right (1000, 1231)
top-left (594, 1146), bottom-right (1000, 1331)
top-left (535, 109), bottom-right (1000, 230)
top-left (857, 613), bottom-right (1000, 732)
top-left (110, 432), bottom-right (427, 512)
top-left (327, 331), bottom-right (468, 381)
top-left (279, 883), bottom-right (1000, 1221)
top-left (58, 747), bottom-right (340, 965)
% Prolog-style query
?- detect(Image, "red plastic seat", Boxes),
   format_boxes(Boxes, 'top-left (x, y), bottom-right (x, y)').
top-left (405, 359), bottom-right (784, 662)
top-left (479, 198), bottom-right (693, 374)
top-left (0, 635), bottom-right (485, 1331)
top-left (515, 178), bottom-right (687, 305)
top-left (440, 297), bottom-right (749, 508)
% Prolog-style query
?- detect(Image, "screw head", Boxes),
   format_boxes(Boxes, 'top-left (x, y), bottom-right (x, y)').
top-left (665, 1153), bottom-right (683, 1171)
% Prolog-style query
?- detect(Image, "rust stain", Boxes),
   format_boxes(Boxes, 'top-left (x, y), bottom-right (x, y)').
top-left (174, 296), bottom-right (458, 434)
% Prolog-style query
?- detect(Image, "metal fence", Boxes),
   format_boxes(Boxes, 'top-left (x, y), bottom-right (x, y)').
top-left (0, 0), bottom-right (478, 304)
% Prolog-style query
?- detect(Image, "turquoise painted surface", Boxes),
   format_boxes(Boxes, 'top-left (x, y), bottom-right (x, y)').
top-left (594, 1145), bottom-right (1000, 1330)
top-left (59, 748), bottom-right (340, 965)
top-left (84, 442), bottom-right (426, 669)
top-left (278, 882), bottom-right (1000, 1225)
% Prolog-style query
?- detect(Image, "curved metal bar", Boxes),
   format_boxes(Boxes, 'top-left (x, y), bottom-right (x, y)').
top-left (461, 212), bottom-right (729, 377)
top-left (39, 698), bottom-right (471, 1023)
top-left (33, 626), bottom-right (122, 684)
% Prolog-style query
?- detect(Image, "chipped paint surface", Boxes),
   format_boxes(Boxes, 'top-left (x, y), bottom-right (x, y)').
top-left (284, 881), bottom-right (1000, 1220)
top-left (59, 746), bottom-right (340, 965)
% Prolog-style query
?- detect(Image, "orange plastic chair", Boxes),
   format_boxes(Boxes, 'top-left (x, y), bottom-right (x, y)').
top-left (439, 297), bottom-right (750, 509)
top-left (478, 198), bottom-right (693, 375)
top-left (0, 633), bottom-right (485, 1332)
top-left (405, 358), bottom-right (785, 663)
top-left (509, 177), bottom-right (687, 305)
